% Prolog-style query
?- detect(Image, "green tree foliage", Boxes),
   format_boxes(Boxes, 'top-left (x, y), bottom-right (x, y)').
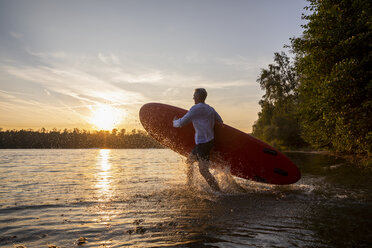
top-left (0, 128), bottom-right (163, 149)
top-left (291, 0), bottom-right (372, 155)
top-left (253, 52), bottom-right (307, 149)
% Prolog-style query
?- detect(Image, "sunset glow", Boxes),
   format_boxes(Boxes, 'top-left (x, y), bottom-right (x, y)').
top-left (89, 104), bottom-right (124, 130)
top-left (0, 1), bottom-right (308, 133)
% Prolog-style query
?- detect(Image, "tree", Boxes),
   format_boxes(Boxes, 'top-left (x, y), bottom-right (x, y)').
top-left (253, 52), bottom-right (306, 149)
top-left (0, 128), bottom-right (163, 149)
top-left (291, 0), bottom-right (372, 155)
top-left (257, 52), bottom-right (299, 104)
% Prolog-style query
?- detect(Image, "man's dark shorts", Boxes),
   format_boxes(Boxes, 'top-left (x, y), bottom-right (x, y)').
top-left (191, 139), bottom-right (214, 161)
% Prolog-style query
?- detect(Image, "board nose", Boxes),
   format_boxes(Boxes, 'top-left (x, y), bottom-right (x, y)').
top-left (139, 103), bottom-right (153, 130)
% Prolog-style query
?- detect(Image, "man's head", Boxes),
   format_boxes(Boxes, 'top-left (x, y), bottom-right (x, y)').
top-left (193, 88), bottom-right (207, 104)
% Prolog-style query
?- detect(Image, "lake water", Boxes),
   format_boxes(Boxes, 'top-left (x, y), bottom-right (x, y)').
top-left (0, 149), bottom-right (371, 248)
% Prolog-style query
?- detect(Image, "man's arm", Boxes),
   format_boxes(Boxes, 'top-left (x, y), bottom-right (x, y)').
top-left (173, 110), bottom-right (193, 128)
top-left (214, 110), bottom-right (223, 123)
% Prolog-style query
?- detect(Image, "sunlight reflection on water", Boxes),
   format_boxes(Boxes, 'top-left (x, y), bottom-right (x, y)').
top-left (96, 149), bottom-right (112, 199)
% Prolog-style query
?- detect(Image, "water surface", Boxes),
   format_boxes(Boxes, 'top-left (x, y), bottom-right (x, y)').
top-left (0, 149), bottom-right (371, 247)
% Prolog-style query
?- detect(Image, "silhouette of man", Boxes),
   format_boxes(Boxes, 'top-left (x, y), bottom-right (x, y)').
top-left (173, 88), bottom-right (223, 191)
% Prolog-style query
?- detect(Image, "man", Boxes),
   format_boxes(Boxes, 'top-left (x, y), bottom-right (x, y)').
top-left (173, 88), bottom-right (223, 191)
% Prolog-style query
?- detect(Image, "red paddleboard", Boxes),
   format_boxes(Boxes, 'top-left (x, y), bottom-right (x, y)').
top-left (139, 103), bottom-right (300, 185)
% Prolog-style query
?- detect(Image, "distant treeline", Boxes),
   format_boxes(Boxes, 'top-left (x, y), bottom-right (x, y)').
top-left (252, 0), bottom-right (371, 157)
top-left (0, 128), bottom-right (164, 149)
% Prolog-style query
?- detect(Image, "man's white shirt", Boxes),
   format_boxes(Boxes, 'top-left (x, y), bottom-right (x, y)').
top-left (173, 103), bottom-right (223, 144)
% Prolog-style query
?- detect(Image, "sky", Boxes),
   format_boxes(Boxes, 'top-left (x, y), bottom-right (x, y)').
top-left (0, 0), bottom-right (309, 133)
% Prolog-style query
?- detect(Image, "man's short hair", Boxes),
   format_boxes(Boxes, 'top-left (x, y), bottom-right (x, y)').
top-left (195, 88), bottom-right (207, 101)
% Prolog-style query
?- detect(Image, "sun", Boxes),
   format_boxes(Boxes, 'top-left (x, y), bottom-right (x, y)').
top-left (89, 104), bottom-right (124, 130)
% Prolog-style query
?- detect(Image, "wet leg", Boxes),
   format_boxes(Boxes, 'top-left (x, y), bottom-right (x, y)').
top-left (186, 153), bottom-right (197, 186)
top-left (198, 160), bottom-right (221, 191)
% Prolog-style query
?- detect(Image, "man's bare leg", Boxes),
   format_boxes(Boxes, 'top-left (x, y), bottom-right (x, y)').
top-left (198, 160), bottom-right (221, 191)
top-left (186, 153), bottom-right (197, 186)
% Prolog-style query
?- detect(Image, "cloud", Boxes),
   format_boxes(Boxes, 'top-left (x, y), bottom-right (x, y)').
top-left (44, 89), bottom-right (51, 96)
top-left (162, 87), bottom-right (180, 96)
top-left (0, 89), bottom-right (41, 106)
top-left (3, 51), bottom-right (147, 106)
top-left (18, 50), bottom-right (254, 91)
top-left (196, 80), bottom-right (254, 89)
top-left (109, 67), bottom-right (164, 84)
top-left (0, 89), bottom-right (87, 129)
top-left (158, 71), bottom-right (254, 89)
top-left (9, 31), bottom-right (23, 39)
top-left (98, 53), bottom-right (120, 65)
top-left (0, 90), bottom-right (16, 100)
top-left (1, 50), bottom-right (174, 130)
top-left (5, 64), bottom-right (145, 105)
top-left (96, 53), bottom-right (164, 84)
top-left (25, 49), bottom-right (68, 60)
top-left (217, 56), bottom-right (261, 72)
top-left (1, 49), bottom-right (262, 131)
top-left (184, 51), bottom-right (207, 64)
